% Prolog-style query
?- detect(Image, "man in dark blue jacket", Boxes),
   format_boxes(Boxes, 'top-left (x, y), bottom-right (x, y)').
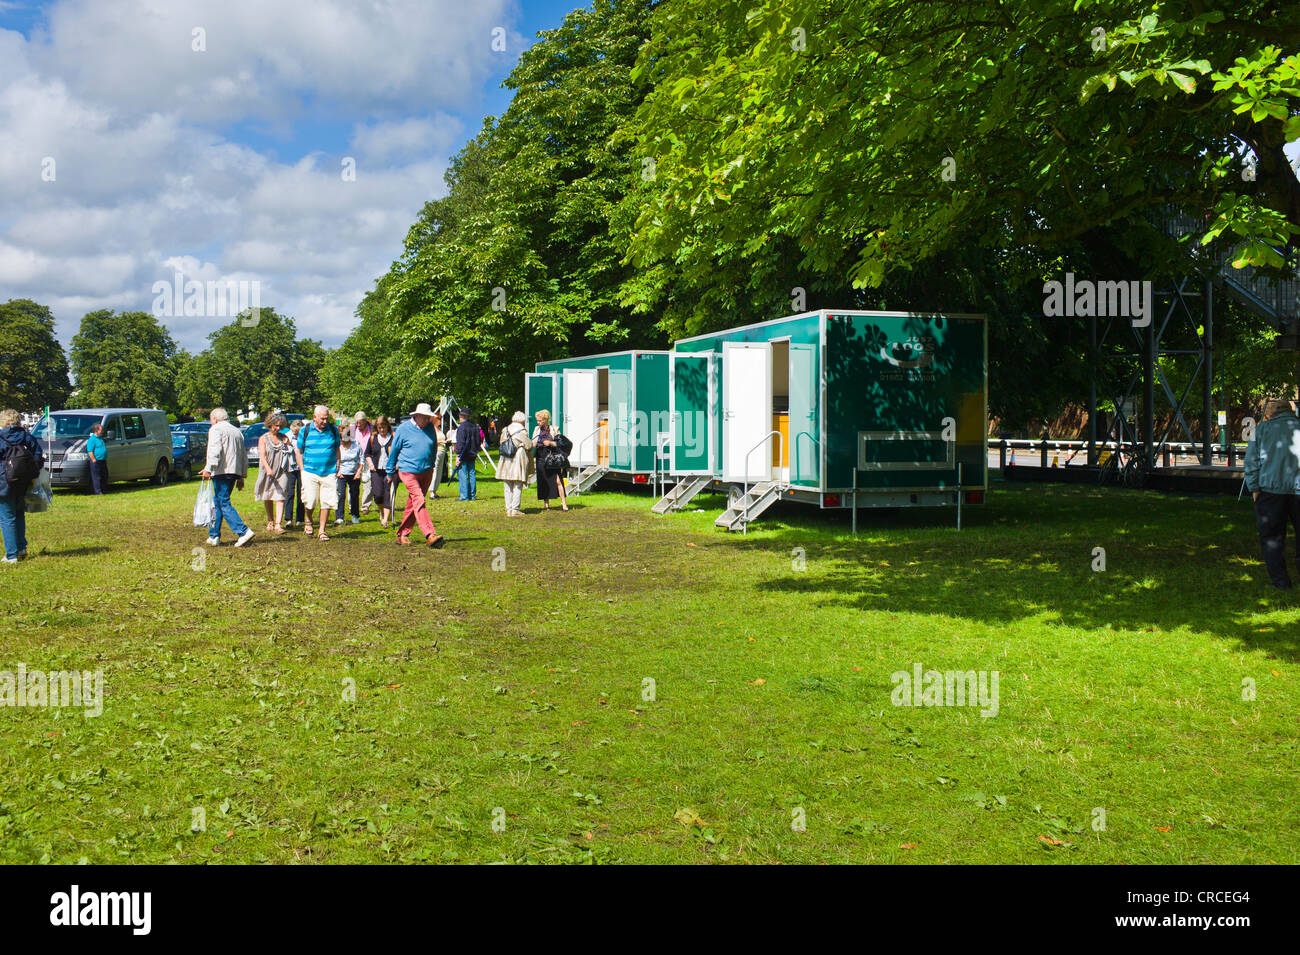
top-left (454, 408), bottom-right (482, 501)
top-left (0, 409), bottom-right (46, 563)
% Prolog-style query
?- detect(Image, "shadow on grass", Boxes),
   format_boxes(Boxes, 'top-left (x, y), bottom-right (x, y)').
top-left (32, 545), bottom-right (112, 558)
top-left (743, 486), bottom-right (1300, 662)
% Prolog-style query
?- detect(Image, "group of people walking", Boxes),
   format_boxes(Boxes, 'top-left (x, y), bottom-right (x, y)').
top-left (8, 394), bottom-right (1300, 585)
top-left (197, 402), bottom-right (573, 550)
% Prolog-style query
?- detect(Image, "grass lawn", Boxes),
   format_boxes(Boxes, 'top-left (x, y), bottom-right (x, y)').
top-left (1, 471), bottom-right (1297, 864)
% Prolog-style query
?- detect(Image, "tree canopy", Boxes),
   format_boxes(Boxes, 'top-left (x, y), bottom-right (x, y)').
top-left (178, 309), bottom-right (325, 417)
top-left (69, 309), bottom-right (179, 412)
top-left (624, 0), bottom-right (1299, 316)
top-left (354, 0), bottom-right (1298, 426)
top-left (0, 299), bottom-right (72, 413)
top-left (374, 0), bottom-right (658, 415)
top-left (318, 278), bottom-right (422, 419)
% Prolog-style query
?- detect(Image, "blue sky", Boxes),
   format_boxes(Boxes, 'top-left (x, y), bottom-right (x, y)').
top-left (0, 0), bottom-right (587, 350)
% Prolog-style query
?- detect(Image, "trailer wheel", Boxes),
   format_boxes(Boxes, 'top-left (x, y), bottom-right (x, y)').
top-left (726, 484), bottom-right (744, 508)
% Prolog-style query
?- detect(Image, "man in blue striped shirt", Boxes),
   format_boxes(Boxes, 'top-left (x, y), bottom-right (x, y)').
top-left (295, 405), bottom-right (341, 540)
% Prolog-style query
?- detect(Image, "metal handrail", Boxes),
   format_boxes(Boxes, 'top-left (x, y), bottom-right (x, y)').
top-left (793, 430), bottom-right (820, 486)
top-left (741, 430), bottom-right (784, 533)
top-left (997, 437), bottom-right (1244, 450)
top-left (569, 425), bottom-right (603, 473)
top-left (652, 431), bottom-right (672, 500)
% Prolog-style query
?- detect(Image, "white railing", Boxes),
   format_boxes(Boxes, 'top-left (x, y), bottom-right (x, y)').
top-left (570, 426), bottom-right (603, 473)
top-left (741, 430), bottom-right (785, 533)
top-left (994, 436), bottom-right (1246, 469)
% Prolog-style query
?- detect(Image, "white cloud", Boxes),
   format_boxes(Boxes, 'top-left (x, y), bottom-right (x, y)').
top-left (350, 115), bottom-right (464, 165)
top-left (0, 0), bottom-right (520, 354)
top-left (30, 0), bottom-right (519, 122)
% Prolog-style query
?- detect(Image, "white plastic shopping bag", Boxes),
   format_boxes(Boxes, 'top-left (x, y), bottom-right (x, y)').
top-left (193, 478), bottom-right (217, 527)
top-left (24, 468), bottom-right (52, 513)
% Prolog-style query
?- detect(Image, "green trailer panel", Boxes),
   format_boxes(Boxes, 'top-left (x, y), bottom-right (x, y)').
top-left (789, 342), bottom-right (818, 487)
top-left (525, 373), bottom-right (559, 436)
top-left (634, 352), bottom-right (670, 472)
top-left (609, 368), bottom-right (633, 470)
top-left (823, 312), bottom-right (986, 491)
top-left (670, 352), bottom-right (713, 474)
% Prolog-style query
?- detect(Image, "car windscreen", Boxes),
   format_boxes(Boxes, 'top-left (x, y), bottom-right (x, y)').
top-left (171, 436), bottom-right (189, 448)
top-left (32, 414), bottom-right (101, 439)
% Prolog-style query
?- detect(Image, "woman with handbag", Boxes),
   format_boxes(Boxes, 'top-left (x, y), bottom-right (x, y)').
top-left (254, 412), bottom-right (292, 534)
top-left (530, 409), bottom-right (569, 512)
top-left (494, 411), bottom-right (534, 517)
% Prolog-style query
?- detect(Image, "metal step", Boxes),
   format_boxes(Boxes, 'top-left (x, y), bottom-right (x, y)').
top-left (713, 481), bottom-right (782, 531)
top-left (571, 464), bottom-right (609, 495)
top-left (652, 475), bottom-right (713, 514)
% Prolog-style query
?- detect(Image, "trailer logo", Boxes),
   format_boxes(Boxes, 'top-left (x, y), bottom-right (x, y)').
top-left (879, 336), bottom-right (934, 370)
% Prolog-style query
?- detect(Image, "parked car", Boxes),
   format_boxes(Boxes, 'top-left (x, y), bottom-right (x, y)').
top-left (242, 423), bottom-right (268, 467)
top-left (170, 432), bottom-right (206, 481)
top-left (37, 408), bottom-right (174, 490)
top-left (241, 421), bottom-right (295, 467)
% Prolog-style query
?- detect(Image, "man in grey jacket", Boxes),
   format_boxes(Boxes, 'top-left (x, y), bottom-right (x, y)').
top-left (1244, 398), bottom-right (1300, 588)
top-left (201, 407), bottom-right (254, 547)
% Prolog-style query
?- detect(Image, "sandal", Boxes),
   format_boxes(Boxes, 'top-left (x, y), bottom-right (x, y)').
top-left (427, 535), bottom-right (445, 549)
top-left (317, 531), bottom-right (330, 541)
top-left (273, 524), bottom-right (286, 535)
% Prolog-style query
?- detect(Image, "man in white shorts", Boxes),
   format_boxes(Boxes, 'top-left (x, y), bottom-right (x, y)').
top-left (295, 405), bottom-right (342, 541)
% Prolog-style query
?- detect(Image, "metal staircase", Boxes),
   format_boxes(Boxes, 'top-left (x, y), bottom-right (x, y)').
top-left (570, 464), bottom-right (609, 495)
top-left (652, 475), bottom-right (713, 514)
top-left (713, 481), bottom-right (782, 532)
top-left (1088, 210), bottom-right (1299, 477)
top-left (1161, 209), bottom-right (1299, 323)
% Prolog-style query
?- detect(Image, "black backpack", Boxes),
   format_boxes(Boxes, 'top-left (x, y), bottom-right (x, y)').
top-left (3, 437), bottom-right (40, 487)
top-left (499, 430), bottom-right (517, 459)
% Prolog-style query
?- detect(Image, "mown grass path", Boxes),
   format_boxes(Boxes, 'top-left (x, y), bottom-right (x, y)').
top-left (1, 476), bottom-right (1296, 863)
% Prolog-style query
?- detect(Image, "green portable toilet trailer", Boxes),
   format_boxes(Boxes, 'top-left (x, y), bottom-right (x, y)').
top-left (526, 350), bottom-right (671, 489)
top-left (660, 310), bottom-right (987, 530)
